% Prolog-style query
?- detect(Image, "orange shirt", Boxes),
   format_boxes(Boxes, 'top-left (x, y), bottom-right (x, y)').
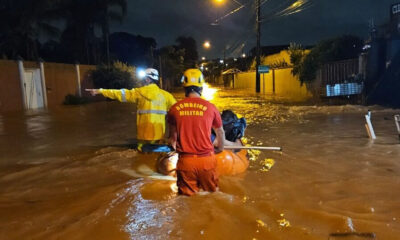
top-left (168, 97), bottom-right (222, 155)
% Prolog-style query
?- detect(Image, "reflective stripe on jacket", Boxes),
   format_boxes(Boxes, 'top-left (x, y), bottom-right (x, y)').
top-left (100, 84), bottom-right (176, 141)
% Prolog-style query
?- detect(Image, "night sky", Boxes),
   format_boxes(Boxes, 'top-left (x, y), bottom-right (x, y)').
top-left (111, 0), bottom-right (400, 59)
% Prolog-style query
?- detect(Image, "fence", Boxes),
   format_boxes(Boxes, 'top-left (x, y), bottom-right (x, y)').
top-left (317, 58), bottom-right (364, 98)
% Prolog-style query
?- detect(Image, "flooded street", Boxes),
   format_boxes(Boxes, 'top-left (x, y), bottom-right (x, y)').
top-left (1, 88), bottom-right (400, 240)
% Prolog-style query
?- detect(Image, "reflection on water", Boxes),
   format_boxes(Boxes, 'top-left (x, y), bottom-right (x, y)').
top-left (124, 180), bottom-right (180, 240)
top-left (1, 88), bottom-right (400, 239)
top-left (0, 115), bottom-right (3, 135)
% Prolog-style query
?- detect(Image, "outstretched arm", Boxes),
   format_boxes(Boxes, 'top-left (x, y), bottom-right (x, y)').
top-left (85, 88), bottom-right (136, 102)
top-left (85, 89), bottom-right (100, 96)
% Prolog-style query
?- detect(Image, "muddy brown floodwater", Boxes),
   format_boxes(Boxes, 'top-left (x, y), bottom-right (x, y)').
top-left (1, 88), bottom-right (400, 240)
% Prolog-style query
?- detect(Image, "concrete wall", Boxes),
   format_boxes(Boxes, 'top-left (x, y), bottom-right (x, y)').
top-left (0, 60), bottom-right (24, 112)
top-left (44, 62), bottom-right (79, 107)
top-left (234, 50), bottom-right (312, 102)
top-left (234, 71), bottom-right (256, 90)
top-left (234, 68), bottom-right (312, 102)
top-left (0, 59), bottom-right (96, 112)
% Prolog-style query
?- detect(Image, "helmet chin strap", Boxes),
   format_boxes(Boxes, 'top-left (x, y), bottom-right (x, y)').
top-left (185, 87), bottom-right (202, 97)
top-left (192, 88), bottom-right (202, 96)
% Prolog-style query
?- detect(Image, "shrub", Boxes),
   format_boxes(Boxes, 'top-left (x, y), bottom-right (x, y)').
top-left (63, 94), bottom-right (88, 105)
top-left (91, 61), bottom-right (139, 89)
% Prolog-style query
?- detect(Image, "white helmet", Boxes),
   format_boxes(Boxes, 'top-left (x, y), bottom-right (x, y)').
top-left (145, 68), bottom-right (159, 81)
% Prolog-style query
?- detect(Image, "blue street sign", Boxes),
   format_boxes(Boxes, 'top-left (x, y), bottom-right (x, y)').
top-left (258, 65), bottom-right (269, 73)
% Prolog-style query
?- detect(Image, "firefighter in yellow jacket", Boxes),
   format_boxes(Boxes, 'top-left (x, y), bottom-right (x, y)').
top-left (86, 68), bottom-right (176, 143)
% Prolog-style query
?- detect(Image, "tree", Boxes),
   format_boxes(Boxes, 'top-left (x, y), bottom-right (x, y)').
top-left (109, 32), bottom-right (156, 66)
top-left (91, 61), bottom-right (138, 89)
top-left (155, 46), bottom-right (185, 90)
top-left (288, 42), bottom-right (306, 76)
top-left (0, 0), bottom-right (59, 60)
top-left (58, 0), bottom-right (127, 64)
top-left (94, 0), bottom-right (127, 65)
top-left (40, 40), bottom-right (66, 63)
top-left (175, 36), bottom-right (198, 68)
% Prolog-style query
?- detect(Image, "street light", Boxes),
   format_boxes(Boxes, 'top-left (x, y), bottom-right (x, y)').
top-left (213, 0), bottom-right (244, 6)
top-left (203, 41), bottom-right (211, 49)
top-left (202, 57), bottom-right (206, 61)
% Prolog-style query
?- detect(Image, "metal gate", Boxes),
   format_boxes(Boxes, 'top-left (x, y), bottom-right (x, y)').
top-left (23, 68), bottom-right (44, 110)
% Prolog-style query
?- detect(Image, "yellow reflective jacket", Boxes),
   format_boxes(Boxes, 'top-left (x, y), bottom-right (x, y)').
top-left (99, 84), bottom-right (176, 141)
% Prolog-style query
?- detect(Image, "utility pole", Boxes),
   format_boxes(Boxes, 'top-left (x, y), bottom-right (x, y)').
top-left (223, 47), bottom-right (226, 70)
top-left (255, 0), bottom-right (261, 93)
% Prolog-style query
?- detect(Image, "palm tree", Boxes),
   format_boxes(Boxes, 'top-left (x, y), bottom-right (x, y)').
top-left (95, 0), bottom-right (127, 66)
top-left (0, 0), bottom-right (60, 60)
top-left (59, 0), bottom-right (127, 64)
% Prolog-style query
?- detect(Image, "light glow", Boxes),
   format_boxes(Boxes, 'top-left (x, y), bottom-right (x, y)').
top-left (292, 0), bottom-right (302, 8)
top-left (203, 41), bottom-right (211, 49)
top-left (202, 83), bottom-right (218, 101)
top-left (137, 69), bottom-right (146, 79)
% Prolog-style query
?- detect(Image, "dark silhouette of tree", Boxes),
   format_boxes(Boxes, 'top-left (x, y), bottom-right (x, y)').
top-left (0, 0), bottom-right (59, 60)
top-left (57, 0), bottom-right (127, 64)
top-left (109, 32), bottom-right (156, 67)
top-left (155, 46), bottom-right (185, 90)
top-left (40, 40), bottom-right (66, 63)
top-left (175, 36), bottom-right (198, 68)
top-left (95, 0), bottom-right (127, 65)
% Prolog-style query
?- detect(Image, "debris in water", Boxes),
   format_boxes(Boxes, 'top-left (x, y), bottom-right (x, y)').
top-left (346, 217), bottom-right (355, 232)
top-left (248, 149), bottom-right (261, 162)
top-left (256, 219), bottom-right (266, 227)
top-left (277, 214), bottom-right (291, 227)
top-left (260, 158), bottom-right (275, 172)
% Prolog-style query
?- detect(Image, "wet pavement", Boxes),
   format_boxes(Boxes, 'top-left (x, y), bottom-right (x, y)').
top-left (1, 88), bottom-right (400, 240)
